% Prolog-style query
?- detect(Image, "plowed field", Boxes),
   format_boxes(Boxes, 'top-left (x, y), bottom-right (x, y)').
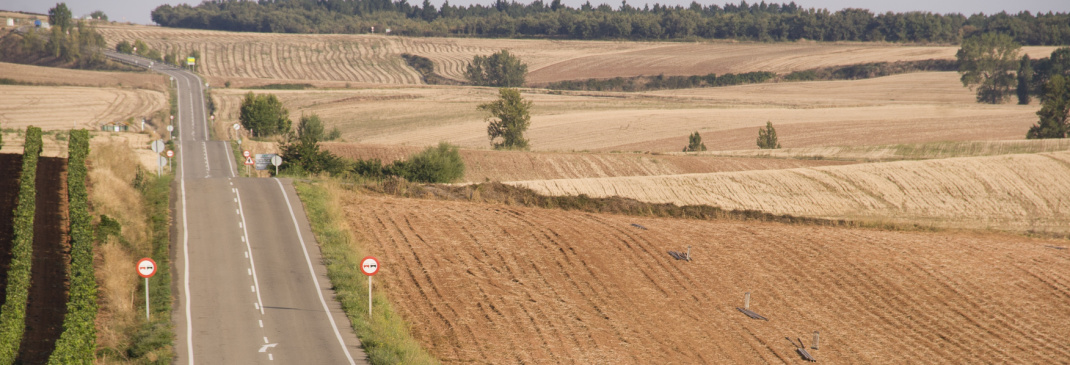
top-left (0, 85), bottom-right (167, 131)
top-left (341, 193), bottom-right (1070, 364)
top-left (322, 143), bottom-right (852, 182)
top-left (511, 151), bottom-right (1070, 234)
top-left (96, 24), bottom-right (1058, 85)
top-left (0, 62), bottom-right (166, 90)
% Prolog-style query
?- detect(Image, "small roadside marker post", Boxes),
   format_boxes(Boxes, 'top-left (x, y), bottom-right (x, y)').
top-left (166, 150), bottom-right (174, 173)
top-left (137, 258), bottom-right (157, 320)
top-left (361, 256), bottom-right (380, 317)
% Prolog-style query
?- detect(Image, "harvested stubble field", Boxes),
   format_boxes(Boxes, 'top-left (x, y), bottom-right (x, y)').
top-left (0, 62), bottom-right (166, 90)
top-left (95, 24), bottom-right (1059, 85)
top-left (511, 151), bottom-right (1070, 234)
top-left (692, 139), bottom-right (1070, 161)
top-left (322, 142), bottom-right (851, 182)
top-left (0, 85), bottom-right (167, 132)
top-left (340, 191), bottom-right (1070, 364)
top-left (214, 72), bottom-right (1038, 153)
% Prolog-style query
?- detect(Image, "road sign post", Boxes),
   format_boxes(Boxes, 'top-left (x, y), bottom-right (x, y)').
top-left (151, 140), bottom-right (165, 176)
top-left (167, 124), bottom-right (174, 140)
top-left (361, 256), bottom-right (380, 317)
top-left (243, 150), bottom-right (253, 176)
top-left (166, 150), bottom-right (174, 173)
top-left (137, 258), bottom-right (157, 320)
top-left (271, 155), bottom-right (283, 176)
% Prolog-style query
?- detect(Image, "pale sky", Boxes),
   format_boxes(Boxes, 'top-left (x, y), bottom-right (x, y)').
top-left (2, 0), bottom-right (1067, 26)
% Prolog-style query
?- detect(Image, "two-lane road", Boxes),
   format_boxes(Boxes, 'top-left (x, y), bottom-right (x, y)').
top-left (106, 52), bottom-right (367, 364)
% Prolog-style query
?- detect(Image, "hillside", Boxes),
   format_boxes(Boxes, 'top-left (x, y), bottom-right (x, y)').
top-left (0, 85), bottom-right (167, 132)
top-left (322, 143), bottom-right (852, 182)
top-left (340, 192), bottom-right (1070, 363)
top-left (510, 151), bottom-right (1070, 234)
top-left (0, 62), bottom-right (166, 90)
top-left (95, 24), bottom-right (1057, 86)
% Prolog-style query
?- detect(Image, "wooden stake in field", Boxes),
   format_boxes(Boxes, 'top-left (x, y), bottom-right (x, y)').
top-left (744, 292), bottom-right (750, 309)
top-left (812, 331), bottom-right (820, 350)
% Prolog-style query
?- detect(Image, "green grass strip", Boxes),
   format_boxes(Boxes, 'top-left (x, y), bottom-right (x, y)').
top-left (0, 126), bottom-right (42, 364)
top-left (48, 130), bottom-right (97, 364)
top-left (294, 182), bottom-right (438, 365)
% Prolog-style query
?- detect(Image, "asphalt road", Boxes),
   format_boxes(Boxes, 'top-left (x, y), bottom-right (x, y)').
top-left (106, 52), bottom-right (367, 364)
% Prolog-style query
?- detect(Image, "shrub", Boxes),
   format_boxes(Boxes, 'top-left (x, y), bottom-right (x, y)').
top-left (466, 50), bottom-right (527, 87)
top-left (480, 88), bottom-right (532, 150)
top-left (48, 130), bottom-right (97, 364)
top-left (683, 131), bottom-right (706, 152)
top-left (0, 127), bottom-right (42, 364)
top-left (390, 142), bottom-right (465, 183)
top-left (239, 92), bottom-right (292, 137)
top-left (757, 121), bottom-right (781, 149)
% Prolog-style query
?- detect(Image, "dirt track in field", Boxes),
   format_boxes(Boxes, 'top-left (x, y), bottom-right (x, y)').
top-left (17, 156), bottom-right (69, 364)
top-left (341, 193), bottom-right (1070, 364)
top-left (0, 154), bottom-right (23, 307)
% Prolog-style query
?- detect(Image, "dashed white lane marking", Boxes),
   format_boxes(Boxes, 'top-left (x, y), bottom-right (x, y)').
top-left (241, 236), bottom-right (246, 243)
top-left (259, 320), bottom-right (263, 328)
top-left (202, 141), bottom-right (210, 178)
top-left (244, 251), bottom-right (248, 258)
top-left (236, 209), bottom-right (240, 215)
top-left (254, 303), bottom-right (259, 310)
top-left (235, 188), bottom-right (266, 315)
top-left (264, 337), bottom-right (269, 344)
top-left (250, 286), bottom-right (255, 292)
top-left (247, 268), bottom-right (251, 275)
top-left (269, 354), bottom-right (273, 361)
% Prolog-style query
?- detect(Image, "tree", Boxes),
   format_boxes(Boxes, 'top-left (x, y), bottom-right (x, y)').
top-left (1017, 54), bottom-right (1034, 105)
top-left (90, 10), bottom-right (108, 21)
top-left (683, 131), bottom-right (706, 152)
top-left (390, 142), bottom-right (466, 183)
top-left (296, 114), bottom-right (325, 143)
top-left (279, 114), bottom-right (346, 175)
top-left (956, 33), bottom-right (1021, 104)
top-left (239, 92), bottom-right (291, 137)
top-left (466, 50), bottom-right (528, 87)
top-left (756, 121), bottom-right (781, 149)
top-left (115, 40), bottom-right (133, 54)
top-left (49, 3), bottom-right (72, 31)
top-left (1027, 74), bottom-right (1070, 139)
top-left (480, 88), bottom-right (532, 150)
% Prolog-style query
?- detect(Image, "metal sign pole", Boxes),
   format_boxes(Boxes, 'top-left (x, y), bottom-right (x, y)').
top-left (145, 277), bottom-right (150, 320)
top-left (369, 276), bottom-right (373, 317)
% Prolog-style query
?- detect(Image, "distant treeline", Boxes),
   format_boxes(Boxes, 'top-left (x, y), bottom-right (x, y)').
top-left (150, 0), bottom-right (1070, 44)
top-left (544, 59), bottom-right (957, 91)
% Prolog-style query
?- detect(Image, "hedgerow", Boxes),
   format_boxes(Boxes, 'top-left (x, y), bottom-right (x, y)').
top-left (0, 126), bottom-right (42, 364)
top-left (48, 129), bottom-right (97, 364)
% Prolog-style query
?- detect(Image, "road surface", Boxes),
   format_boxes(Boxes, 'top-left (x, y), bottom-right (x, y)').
top-left (106, 52), bottom-right (367, 364)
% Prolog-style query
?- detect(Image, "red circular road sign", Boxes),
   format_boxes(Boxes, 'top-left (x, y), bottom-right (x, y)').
top-left (137, 258), bottom-right (157, 278)
top-left (360, 256), bottom-right (380, 276)
top-left (243, 150), bottom-right (251, 158)
top-left (166, 150), bottom-right (174, 158)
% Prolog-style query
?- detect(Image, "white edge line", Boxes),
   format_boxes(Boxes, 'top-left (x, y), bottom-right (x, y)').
top-left (274, 178), bottom-right (356, 365)
top-left (176, 71), bottom-right (195, 365)
top-left (235, 188), bottom-right (266, 315)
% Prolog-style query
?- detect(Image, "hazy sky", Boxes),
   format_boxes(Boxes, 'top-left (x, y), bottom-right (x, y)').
top-left (2, 0), bottom-right (1068, 26)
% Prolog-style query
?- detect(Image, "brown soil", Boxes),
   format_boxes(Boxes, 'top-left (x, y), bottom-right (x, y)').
top-left (342, 193), bottom-right (1070, 364)
top-left (0, 154), bottom-right (23, 307)
top-left (16, 156), bottom-right (69, 364)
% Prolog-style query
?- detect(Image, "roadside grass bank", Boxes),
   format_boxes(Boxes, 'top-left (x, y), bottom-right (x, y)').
top-left (294, 180), bottom-right (438, 365)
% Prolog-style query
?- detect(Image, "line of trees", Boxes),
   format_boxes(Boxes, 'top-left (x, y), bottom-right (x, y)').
top-left (151, 0), bottom-right (1070, 44)
top-left (0, 127), bottom-right (42, 364)
top-left (0, 3), bottom-right (107, 69)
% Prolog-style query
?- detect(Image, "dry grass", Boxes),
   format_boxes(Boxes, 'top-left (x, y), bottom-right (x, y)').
top-left (95, 23), bottom-right (1059, 86)
top-left (215, 72), bottom-right (1038, 153)
top-left (95, 238), bottom-right (137, 352)
top-left (511, 151), bottom-right (1070, 234)
top-left (339, 190), bottom-right (1070, 364)
top-left (0, 85), bottom-right (167, 131)
top-left (692, 139), bottom-right (1070, 161)
top-left (0, 61), bottom-right (166, 90)
top-left (323, 142), bottom-right (852, 182)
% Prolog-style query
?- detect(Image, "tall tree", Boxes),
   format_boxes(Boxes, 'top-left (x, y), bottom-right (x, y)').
top-left (1017, 54), bottom-right (1034, 105)
top-left (956, 33), bottom-right (1021, 104)
top-left (683, 131), bottom-right (707, 152)
top-left (1027, 75), bottom-right (1070, 139)
top-left (756, 121), bottom-right (781, 149)
top-left (480, 88), bottom-right (532, 150)
top-left (49, 2), bottom-right (72, 31)
top-left (239, 92), bottom-right (292, 137)
top-left (466, 50), bottom-right (528, 87)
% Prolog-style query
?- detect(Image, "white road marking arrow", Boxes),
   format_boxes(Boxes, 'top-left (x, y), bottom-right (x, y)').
top-left (259, 343), bottom-right (278, 353)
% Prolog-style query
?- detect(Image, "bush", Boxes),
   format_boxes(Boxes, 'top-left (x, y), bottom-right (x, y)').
top-left (48, 129), bottom-right (97, 364)
top-left (757, 121), bottom-right (781, 149)
top-left (239, 92), bottom-right (292, 137)
top-left (466, 50), bottom-right (527, 87)
top-left (0, 127), bottom-right (42, 364)
top-left (390, 142), bottom-right (465, 183)
top-left (683, 131), bottom-right (706, 152)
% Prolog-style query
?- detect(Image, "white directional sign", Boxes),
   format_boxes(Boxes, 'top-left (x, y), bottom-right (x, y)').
top-left (137, 257), bottom-right (157, 278)
top-left (361, 256), bottom-right (380, 276)
top-left (151, 139), bottom-right (165, 153)
top-left (254, 154), bottom-right (275, 170)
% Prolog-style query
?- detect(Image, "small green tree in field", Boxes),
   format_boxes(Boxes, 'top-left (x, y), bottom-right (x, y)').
top-left (957, 33), bottom-right (1021, 104)
top-left (239, 92), bottom-right (291, 137)
top-left (480, 88), bottom-right (532, 150)
top-left (280, 114), bottom-right (346, 175)
top-left (683, 131), bottom-right (706, 152)
top-left (757, 121), bottom-right (781, 149)
top-left (49, 3), bottom-right (72, 31)
top-left (1027, 75), bottom-right (1070, 139)
top-left (466, 50), bottom-right (527, 87)
top-left (390, 142), bottom-right (465, 183)
top-left (1018, 55), bottom-right (1034, 105)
